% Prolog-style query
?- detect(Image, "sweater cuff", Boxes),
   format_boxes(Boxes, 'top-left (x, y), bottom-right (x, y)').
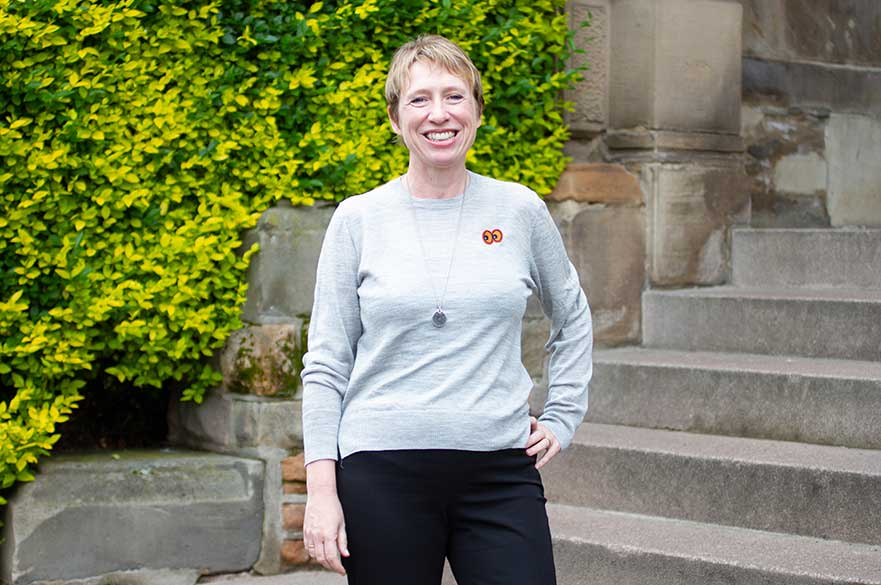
top-left (302, 408), bottom-right (341, 465)
top-left (537, 416), bottom-right (576, 451)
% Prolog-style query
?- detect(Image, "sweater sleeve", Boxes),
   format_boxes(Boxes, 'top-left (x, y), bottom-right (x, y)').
top-left (528, 196), bottom-right (593, 450)
top-left (300, 204), bottom-right (362, 465)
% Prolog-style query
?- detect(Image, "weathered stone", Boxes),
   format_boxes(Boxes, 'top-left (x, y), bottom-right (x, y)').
top-left (740, 0), bottom-right (881, 68)
top-left (743, 58), bottom-right (881, 117)
top-left (550, 202), bottom-right (646, 344)
top-left (826, 113), bottom-right (881, 227)
top-left (549, 504), bottom-right (881, 585)
top-left (566, 0), bottom-right (609, 134)
top-left (607, 130), bottom-right (744, 152)
top-left (549, 163), bottom-right (642, 204)
top-left (168, 389), bottom-right (303, 451)
top-left (1, 451), bottom-right (263, 585)
top-left (282, 504), bottom-right (306, 531)
top-left (644, 162), bottom-right (751, 286)
top-left (773, 152), bottom-right (827, 195)
top-left (545, 423), bottom-right (881, 546)
top-left (741, 104), bottom-right (831, 227)
top-left (280, 540), bottom-right (311, 566)
top-left (283, 481), bottom-right (308, 495)
top-left (26, 568), bottom-right (200, 585)
top-left (610, 0), bottom-right (742, 134)
top-left (733, 228), bottom-right (881, 290)
top-left (749, 192), bottom-right (829, 228)
top-left (644, 287), bottom-right (881, 362)
top-left (281, 452), bottom-right (307, 482)
top-left (242, 204), bottom-right (335, 325)
top-left (220, 323), bottom-right (307, 397)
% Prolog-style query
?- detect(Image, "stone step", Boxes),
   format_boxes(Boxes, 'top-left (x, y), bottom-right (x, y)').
top-left (2, 450), bottom-right (264, 585)
top-left (202, 517), bottom-right (881, 585)
top-left (732, 228), bottom-right (881, 289)
top-left (541, 424), bottom-right (881, 546)
top-left (548, 504), bottom-right (881, 585)
top-left (587, 347), bottom-right (881, 449)
top-left (643, 286), bottom-right (881, 361)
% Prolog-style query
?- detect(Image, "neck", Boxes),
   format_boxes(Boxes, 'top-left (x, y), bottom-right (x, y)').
top-left (405, 162), bottom-right (468, 199)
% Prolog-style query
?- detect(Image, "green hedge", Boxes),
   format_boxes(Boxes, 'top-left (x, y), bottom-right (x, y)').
top-left (0, 0), bottom-right (584, 501)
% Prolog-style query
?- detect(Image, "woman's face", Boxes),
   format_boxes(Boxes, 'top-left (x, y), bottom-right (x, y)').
top-left (389, 61), bottom-right (481, 172)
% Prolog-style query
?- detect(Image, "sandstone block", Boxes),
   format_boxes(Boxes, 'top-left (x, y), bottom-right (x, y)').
top-left (550, 202), bottom-right (646, 345)
top-left (242, 204), bottom-right (335, 325)
top-left (644, 162), bottom-right (751, 286)
top-left (1, 451), bottom-right (263, 585)
top-left (281, 452), bottom-right (307, 482)
top-left (549, 163), bottom-right (642, 204)
top-left (283, 504), bottom-right (307, 531)
top-left (607, 130), bottom-right (744, 153)
top-left (168, 389), bottom-right (303, 451)
top-left (284, 482), bottom-right (308, 495)
top-left (220, 323), bottom-right (306, 397)
top-left (773, 152), bottom-right (827, 196)
top-left (741, 0), bottom-right (881, 68)
top-left (281, 540), bottom-right (312, 566)
top-left (610, 0), bottom-right (742, 134)
top-left (826, 113), bottom-right (881, 227)
top-left (566, 0), bottom-right (610, 134)
top-left (743, 58), bottom-right (881, 117)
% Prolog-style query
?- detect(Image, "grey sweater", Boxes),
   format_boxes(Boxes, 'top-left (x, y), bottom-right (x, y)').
top-left (301, 171), bottom-right (593, 465)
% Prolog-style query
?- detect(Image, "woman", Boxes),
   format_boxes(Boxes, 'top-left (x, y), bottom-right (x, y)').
top-left (301, 34), bottom-right (592, 584)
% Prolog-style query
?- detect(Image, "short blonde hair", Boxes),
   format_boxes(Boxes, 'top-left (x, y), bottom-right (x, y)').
top-left (385, 34), bottom-right (484, 124)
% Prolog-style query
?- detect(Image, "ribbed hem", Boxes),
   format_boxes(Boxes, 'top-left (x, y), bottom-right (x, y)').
top-left (337, 406), bottom-right (532, 461)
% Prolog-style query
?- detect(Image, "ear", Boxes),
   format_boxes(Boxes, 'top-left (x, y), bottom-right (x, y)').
top-left (387, 105), bottom-right (401, 135)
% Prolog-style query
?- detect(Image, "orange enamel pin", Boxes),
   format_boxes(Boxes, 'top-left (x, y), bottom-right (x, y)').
top-left (482, 229), bottom-right (503, 245)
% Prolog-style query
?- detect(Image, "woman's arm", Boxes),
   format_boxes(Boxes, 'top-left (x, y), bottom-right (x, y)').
top-left (301, 203), bottom-right (363, 465)
top-left (300, 203), bottom-right (362, 573)
top-left (527, 195), bottom-right (594, 463)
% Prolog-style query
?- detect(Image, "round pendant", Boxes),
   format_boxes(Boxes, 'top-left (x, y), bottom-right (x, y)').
top-left (432, 309), bottom-right (447, 328)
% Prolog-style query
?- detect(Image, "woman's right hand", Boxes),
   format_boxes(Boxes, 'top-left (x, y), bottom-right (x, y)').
top-left (303, 459), bottom-right (350, 575)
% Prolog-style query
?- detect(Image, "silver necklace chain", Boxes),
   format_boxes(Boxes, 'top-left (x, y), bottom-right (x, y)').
top-left (402, 173), bottom-right (468, 328)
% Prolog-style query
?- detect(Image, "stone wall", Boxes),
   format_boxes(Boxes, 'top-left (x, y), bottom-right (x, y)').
top-left (168, 202), bottom-right (334, 575)
top-left (2, 452), bottom-right (264, 585)
top-left (738, 0), bottom-right (881, 227)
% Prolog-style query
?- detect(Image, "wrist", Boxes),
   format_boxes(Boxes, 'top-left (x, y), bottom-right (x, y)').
top-left (306, 459), bottom-right (338, 495)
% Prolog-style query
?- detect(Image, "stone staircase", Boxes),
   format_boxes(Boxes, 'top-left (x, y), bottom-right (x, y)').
top-left (543, 227), bottom-right (881, 585)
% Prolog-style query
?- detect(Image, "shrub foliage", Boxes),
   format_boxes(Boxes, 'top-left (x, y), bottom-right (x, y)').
top-left (0, 0), bottom-right (582, 500)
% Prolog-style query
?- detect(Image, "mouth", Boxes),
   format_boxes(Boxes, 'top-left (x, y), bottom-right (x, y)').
top-left (423, 130), bottom-right (459, 143)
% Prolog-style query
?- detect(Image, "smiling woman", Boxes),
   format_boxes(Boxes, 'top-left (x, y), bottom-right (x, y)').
top-left (300, 35), bottom-right (593, 585)
top-left (389, 62), bottom-right (481, 185)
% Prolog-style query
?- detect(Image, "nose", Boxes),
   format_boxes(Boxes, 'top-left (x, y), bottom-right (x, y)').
top-left (427, 99), bottom-right (449, 123)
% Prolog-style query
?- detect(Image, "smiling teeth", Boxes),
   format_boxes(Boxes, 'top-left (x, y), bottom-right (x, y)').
top-left (427, 131), bottom-right (455, 141)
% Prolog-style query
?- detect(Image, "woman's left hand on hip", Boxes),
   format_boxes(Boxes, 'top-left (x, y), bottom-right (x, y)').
top-left (525, 416), bottom-right (560, 470)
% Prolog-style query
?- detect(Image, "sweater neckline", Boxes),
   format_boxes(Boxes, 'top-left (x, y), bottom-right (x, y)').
top-left (399, 171), bottom-right (477, 209)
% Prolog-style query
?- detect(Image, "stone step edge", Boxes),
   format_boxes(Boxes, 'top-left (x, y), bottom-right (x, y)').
top-left (572, 423), bottom-right (881, 476)
top-left (732, 227), bottom-right (881, 232)
top-left (547, 504), bottom-right (881, 584)
top-left (593, 347), bottom-right (881, 381)
top-left (644, 285), bottom-right (881, 302)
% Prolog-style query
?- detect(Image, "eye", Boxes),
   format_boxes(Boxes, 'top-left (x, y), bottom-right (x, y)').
top-left (447, 94), bottom-right (465, 103)
top-left (482, 230), bottom-right (493, 245)
top-left (408, 96), bottom-right (428, 106)
top-left (491, 229), bottom-right (503, 242)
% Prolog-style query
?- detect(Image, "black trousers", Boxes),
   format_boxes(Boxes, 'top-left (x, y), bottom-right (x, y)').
top-left (336, 449), bottom-right (557, 585)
